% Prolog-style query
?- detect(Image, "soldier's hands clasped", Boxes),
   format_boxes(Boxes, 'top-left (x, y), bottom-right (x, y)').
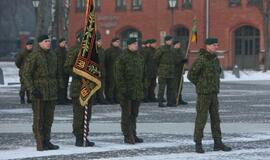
top-left (31, 88), bottom-right (42, 98)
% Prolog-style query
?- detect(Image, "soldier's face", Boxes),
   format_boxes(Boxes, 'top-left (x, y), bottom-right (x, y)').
top-left (112, 40), bottom-right (120, 47)
top-left (150, 43), bottom-right (157, 48)
top-left (174, 43), bottom-right (181, 49)
top-left (39, 39), bottom-right (51, 50)
top-left (128, 43), bottom-right (138, 51)
top-left (26, 44), bottom-right (33, 51)
top-left (206, 43), bottom-right (219, 53)
top-left (59, 41), bottom-right (66, 48)
top-left (97, 40), bottom-right (102, 47)
top-left (165, 40), bottom-right (172, 45)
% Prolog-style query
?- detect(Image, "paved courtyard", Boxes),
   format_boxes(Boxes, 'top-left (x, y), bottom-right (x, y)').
top-left (0, 81), bottom-right (270, 159)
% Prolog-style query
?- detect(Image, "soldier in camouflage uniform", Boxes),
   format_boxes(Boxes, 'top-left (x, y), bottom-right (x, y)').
top-left (104, 37), bottom-right (122, 104)
top-left (115, 38), bottom-right (145, 144)
top-left (23, 35), bottom-right (61, 151)
top-left (155, 35), bottom-right (177, 107)
top-left (139, 39), bottom-right (150, 102)
top-left (15, 40), bottom-right (33, 104)
top-left (187, 38), bottom-right (231, 153)
top-left (55, 38), bottom-right (70, 105)
top-left (64, 33), bottom-right (95, 147)
top-left (172, 40), bottom-right (188, 105)
top-left (95, 34), bottom-right (107, 104)
top-left (144, 39), bottom-right (158, 102)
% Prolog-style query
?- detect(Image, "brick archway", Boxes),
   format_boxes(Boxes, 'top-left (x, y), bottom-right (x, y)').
top-left (233, 25), bottom-right (260, 69)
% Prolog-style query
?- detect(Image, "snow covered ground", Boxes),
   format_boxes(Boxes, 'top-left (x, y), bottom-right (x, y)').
top-left (2, 62), bottom-right (270, 87)
top-left (1, 61), bottom-right (270, 160)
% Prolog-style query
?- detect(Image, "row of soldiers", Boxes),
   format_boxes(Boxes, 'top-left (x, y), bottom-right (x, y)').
top-left (14, 33), bottom-right (232, 153)
top-left (95, 35), bottom-right (189, 107)
top-left (16, 34), bottom-right (189, 107)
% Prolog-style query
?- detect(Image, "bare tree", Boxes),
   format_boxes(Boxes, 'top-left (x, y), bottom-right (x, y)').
top-left (253, 0), bottom-right (270, 70)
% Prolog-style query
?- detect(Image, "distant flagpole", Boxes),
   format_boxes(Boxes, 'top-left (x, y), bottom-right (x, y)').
top-left (176, 17), bottom-right (197, 105)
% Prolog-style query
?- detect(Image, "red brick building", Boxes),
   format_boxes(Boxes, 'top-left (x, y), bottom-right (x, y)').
top-left (68, 0), bottom-right (265, 69)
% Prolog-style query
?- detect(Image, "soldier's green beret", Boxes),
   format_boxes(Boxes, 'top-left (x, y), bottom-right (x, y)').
top-left (96, 33), bottom-right (101, 41)
top-left (204, 37), bottom-right (218, 45)
top-left (173, 40), bottom-right (180, 45)
top-left (26, 39), bottom-right (33, 45)
top-left (126, 37), bottom-right (137, 45)
top-left (149, 39), bottom-right (157, 44)
top-left (111, 37), bottom-right (120, 42)
top-left (37, 34), bottom-right (49, 43)
top-left (58, 38), bottom-right (65, 43)
top-left (164, 35), bottom-right (172, 41)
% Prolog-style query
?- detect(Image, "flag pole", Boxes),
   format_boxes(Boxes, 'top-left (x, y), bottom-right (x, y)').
top-left (176, 17), bottom-right (197, 105)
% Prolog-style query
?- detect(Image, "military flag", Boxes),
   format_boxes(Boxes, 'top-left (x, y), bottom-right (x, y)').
top-left (73, 0), bottom-right (101, 106)
top-left (191, 17), bottom-right (198, 43)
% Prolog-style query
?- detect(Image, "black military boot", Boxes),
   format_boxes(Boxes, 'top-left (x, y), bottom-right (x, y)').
top-left (20, 98), bottom-right (25, 104)
top-left (214, 139), bottom-right (232, 151)
top-left (20, 91), bottom-right (25, 104)
top-left (178, 96), bottom-right (188, 105)
top-left (195, 142), bottom-right (205, 153)
top-left (43, 141), bottom-right (59, 150)
top-left (124, 135), bottom-right (135, 144)
top-left (134, 135), bottom-right (143, 143)
top-left (75, 136), bottom-right (95, 147)
top-left (158, 102), bottom-right (166, 108)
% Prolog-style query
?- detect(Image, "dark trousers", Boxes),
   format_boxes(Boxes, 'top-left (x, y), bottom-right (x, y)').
top-left (32, 100), bottom-right (56, 142)
top-left (72, 98), bottom-right (92, 137)
top-left (148, 76), bottom-right (157, 99)
top-left (158, 77), bottom-right (175, 104)
top-left (120, 100), bottom-right (140, 137)
top-left (57, 74), bottom-right (69, 102)
top-left (194, 94), bottom-right (222, 142)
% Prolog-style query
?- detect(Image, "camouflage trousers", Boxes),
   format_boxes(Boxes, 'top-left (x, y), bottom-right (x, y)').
top-left (72, 98), bottom-right (92, 137)
top-left (19, 77), bottom-right (30, 101)
top-left (147, 76), bottom-right (157, 100)
top-left (120, 99), bottom-right (140, 137)
top-left (158, 77), bottom-right (176, 105)
top-left (194, 94), bottom-right (222, 142)
top-left (32, 99), bottom-right (56, 142)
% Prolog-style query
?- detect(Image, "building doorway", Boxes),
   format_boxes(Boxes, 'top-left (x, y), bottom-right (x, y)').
top-left (173, 26), bottom-right (189, 53)
top-left (234, 25), bottom-right (260, 69)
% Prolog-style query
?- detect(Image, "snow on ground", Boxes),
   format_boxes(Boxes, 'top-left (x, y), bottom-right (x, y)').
top-left (2, 62), bottom-right (270, 87)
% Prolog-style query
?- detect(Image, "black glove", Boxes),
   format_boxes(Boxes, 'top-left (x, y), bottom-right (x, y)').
top-left (31, 88), bottom-right (42, 98)
top-left (182, 58), bottom-right (188, 63)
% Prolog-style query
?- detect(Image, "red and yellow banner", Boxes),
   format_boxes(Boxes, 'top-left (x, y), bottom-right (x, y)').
top-left (73, 0), bottom-right (101, 106)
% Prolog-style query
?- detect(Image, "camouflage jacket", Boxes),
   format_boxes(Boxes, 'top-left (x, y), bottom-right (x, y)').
top-left (55, 46), bottom-right (67, 78)
top-left (155, 45), bottom-right (177, 78)
top-left (144, 47), bottom-right (157, 78)
top-left (23, 47), bottom-right (63, 101)
top-left (15, 49), bottom-right (32, 76)
top-left (104, 45), bottom-right (122, 80)
top-left (173, 48), bottom-right (185, 77)
top-left (114, 49), bottom-right (146, 101)
top-left (64, 42), bottom-right (82, 98)
top-left (97, 46), bottom-right (106, 79)
top-left (187, 49), bottom-right (221, 94)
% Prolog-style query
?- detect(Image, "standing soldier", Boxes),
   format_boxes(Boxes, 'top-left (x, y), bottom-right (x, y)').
top-left (187, 38), bottom-right (232, 153)
top-left (23, 35), bottom-right (61, 151)
top-left (155, 35), bottom-right (176, 107)
top-left (15, 39), bottom-right (33, 104)
top-left (139, 39), bottom-right (150, 102)
top-left (115, 37), bottom-right (145, 144)
top-left (173, 40), bottom-right (188, 105)
top-left (95, 34), bottom-right (107, 104)
top-left (55, 38), bottom-right (70, 105)
top-left (64, 33), bottom-right (95, 147)
top-left (104, 37), bottom-right (122, 104)
top-left (145, 39), bottom-right (158, 102)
